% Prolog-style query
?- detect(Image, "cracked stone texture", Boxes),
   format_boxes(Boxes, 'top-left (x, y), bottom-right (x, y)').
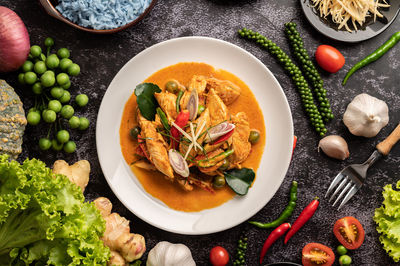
top-left (1, 0), bottom-right (400, 265)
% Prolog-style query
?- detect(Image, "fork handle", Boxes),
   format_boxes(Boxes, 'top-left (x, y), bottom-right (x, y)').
top-left (376, 123), bottom-right (400, 156)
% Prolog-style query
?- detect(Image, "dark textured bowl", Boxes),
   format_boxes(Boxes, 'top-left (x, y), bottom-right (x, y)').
top-left (39, 0), bottom-right (157, 34)
top-left (265, 263), bottom-right (302, 266)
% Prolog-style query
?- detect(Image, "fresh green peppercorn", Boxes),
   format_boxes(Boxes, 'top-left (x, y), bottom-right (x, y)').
top-left (339, 255), bottom-right (352, 266)
top-left (22, 60), bottom-right (34, 72)
top-left (56, 73), bottom-right (70, 86)
top-left (56, 130), bottom-right (70, 144)
top-left (337, 245), bottom-right (347, 256)
top-left (32, 82), bottom-right (43, 95)
top-left (39, 138), bottom-right (52, 151)
top-left (63, 141), bottom-right (76, 153)
top-left (69, 116), bottom-right (80, 129)
top-left (40, 72), bottom-right (55, 87)
top-left (30, 45), bottom-right (42, 57)
top-left (57, 48), bottom-right (70, 59)
top-left (42, 110), bottom-right (56, 123)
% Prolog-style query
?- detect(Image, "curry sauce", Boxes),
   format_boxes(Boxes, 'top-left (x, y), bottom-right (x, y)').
top-left (120, 62), bottom-right (265, 212)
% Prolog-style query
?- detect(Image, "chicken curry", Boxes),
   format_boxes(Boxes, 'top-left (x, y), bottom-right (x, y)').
top-left (120, 62), bottom-right (265, 212)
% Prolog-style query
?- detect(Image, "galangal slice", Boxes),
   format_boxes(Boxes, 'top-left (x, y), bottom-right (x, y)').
top-left (206, 78), bottom-right (241, 105)
top-left (137, 113), bottom-right (174, 180)
top-left (230, 112), bottom-right (251, 168)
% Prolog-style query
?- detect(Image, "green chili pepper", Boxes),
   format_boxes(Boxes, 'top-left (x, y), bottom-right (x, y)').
top-left (156, 107), bottom-right (170, 131)
top-left (343, 31), bottom-right (400, 85)
top-left (176, 90), bottom-right (184, 113)
top-left (197, 149), bottom-right (234, 168)
top-left (249, 181), bottom-right (297, 229)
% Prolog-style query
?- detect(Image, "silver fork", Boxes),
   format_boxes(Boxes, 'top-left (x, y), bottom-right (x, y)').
top-left (326, 123), bottom-right (400, 210)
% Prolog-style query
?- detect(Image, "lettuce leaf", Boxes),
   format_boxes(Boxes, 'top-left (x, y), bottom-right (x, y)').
top-left (374, 180), bottom-right (400, 262)
top-left (0, 155), bottom-right (110, 265)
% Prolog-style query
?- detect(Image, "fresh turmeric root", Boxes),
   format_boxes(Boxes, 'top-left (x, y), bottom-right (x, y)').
top-left (94, 197), bottom-right (146, 266)
top-left (52, 160), bottom-right (90, 192)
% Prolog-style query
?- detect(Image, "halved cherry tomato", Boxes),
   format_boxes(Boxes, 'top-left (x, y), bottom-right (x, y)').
top-left (315, 45), bottom-right (345, 73)
top-left (333, 216), bottom-right (365, 250)
top-left (302, 243), bottom-right (335, 266)
top-left (210, 246), bottom-right (229, 266)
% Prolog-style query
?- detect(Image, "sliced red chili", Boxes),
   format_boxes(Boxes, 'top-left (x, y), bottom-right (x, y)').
top-left (171, 110), bottom-right (190, 149)
top-left (212, 129), bottom-right (234, 145)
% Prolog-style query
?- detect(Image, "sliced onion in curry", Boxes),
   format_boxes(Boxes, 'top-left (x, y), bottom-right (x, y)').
top-left (169, 149), bottom-right (190, 177)
top-left (188, 88), bottom-right (199, 121)
top-left (205, 122), bottom-right (235, 143)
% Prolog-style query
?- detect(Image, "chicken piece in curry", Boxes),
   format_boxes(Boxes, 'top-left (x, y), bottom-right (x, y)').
top-left (130, 75), bottom-right (261, 193)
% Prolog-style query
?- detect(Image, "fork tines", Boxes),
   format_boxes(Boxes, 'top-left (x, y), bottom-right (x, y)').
top-left (325, 172), bottom-right (361, 210)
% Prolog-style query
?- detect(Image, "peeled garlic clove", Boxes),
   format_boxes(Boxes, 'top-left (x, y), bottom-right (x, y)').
top-left (318, 135), bottom-right (350, 160)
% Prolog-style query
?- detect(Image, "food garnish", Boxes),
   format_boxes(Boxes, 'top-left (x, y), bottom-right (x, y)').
top-left (135, 83), bottom-right (161, 121)
top-left (284, 22), bottom-right (334, 122)
top-left (374, 180), bottom-right (400, 262)
top-left (343, 93), bottom-right (389, 137)
top-left (0, 80), bottom-right (27, 159)
top-left (343, 31), bottom-right (400, 85)
top-left (333, 216), bottom-right (365, 250)
top-left (302, 242), bottom-right (335, 266)
top-left (233, 234), bottom-right (248, 266)
top-left (0, 155), bottom-right (110, 264)
top-left (0, 7), bottom-right (30, 72)
top-left (188, 88), bottom-right (199, 121)
top-left (205, 122), bottom-right (235, 143)
top-left (170, 110), bottom-right (190, 149)
top-left (147, 241), bottom-right (195, 266)
top-left (249, 181), bottom-right (298, 229)
top-left (169, 149), bottom-right (189, 177)
top-left (259, 222), bottom-right (291, 263)
top-left (284, 197), bottom-right (320, 244)
top-left (318, 135), bottom-right (350, 160)
top-left (315, 45), bottom-right (345, 73)
top-left (310, 0), bottom-right (390, 32)
top-left (93, 197), bottom-right (145, 264)
top-left (210, 246), bottom-right (229, 266)
top-left (238, 28), bottom-right (327, 137)
top-left (176, 90), bottom-right (184, 113)
top-left (224, 168), bottom-right (255, 196)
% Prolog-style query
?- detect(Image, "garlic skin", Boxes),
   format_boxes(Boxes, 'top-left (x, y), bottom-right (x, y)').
top-left (318, 135), bottom-right (350, 160)
top-left (146, 241), bottom-right (196, 266)
top-left (343, 93), bottom-right (389, 137)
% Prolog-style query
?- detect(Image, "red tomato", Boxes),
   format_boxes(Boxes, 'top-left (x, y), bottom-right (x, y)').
top-left (333, 216), bottom-right (365, 250)
top-left (209, 246), bottom-right (229, 266)
top-left (302, 243), bottom-right (335, 266)
top-left (315, 45), bottom-right (345, 73)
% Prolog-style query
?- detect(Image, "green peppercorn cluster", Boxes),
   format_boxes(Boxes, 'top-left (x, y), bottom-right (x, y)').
top-left (233, 234), bottom-right (248, 266)
top-left (238, 28), bottom-right (327, 137)
top-left (19, 37), bottom-right (90, 153)
top-left (284, 22), bottom-right (334, 123)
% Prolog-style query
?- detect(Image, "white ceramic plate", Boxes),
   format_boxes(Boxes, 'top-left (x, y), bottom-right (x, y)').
top-left (96, 37), bottom-right (293, 235)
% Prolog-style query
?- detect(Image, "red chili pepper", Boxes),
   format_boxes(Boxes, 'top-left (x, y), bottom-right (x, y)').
top-left (291, 135), bottom-right (297, 159)
top-left (212, 129), bottom-right (234, 145)
top-left (137, 135), bottom-right (151, 161)
top-left (284, 197), bottom-right (319, 244)
top-left (260, 222), bottom-right (291, 264)
top-left (170, 110), bottom-right (190, 149)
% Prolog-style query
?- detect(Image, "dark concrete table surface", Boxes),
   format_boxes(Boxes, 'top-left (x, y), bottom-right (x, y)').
top-left (1, 1), bottom-right (400, 265)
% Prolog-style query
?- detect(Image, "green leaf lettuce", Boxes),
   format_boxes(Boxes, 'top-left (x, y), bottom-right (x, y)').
top-left (0, 155), bottom-right (110, 265)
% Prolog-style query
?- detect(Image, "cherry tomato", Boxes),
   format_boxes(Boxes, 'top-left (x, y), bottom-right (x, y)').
top-left (315, 45), bottom-right (345, 73)
top-left (333, 216), bottom-right (365, 250)
top-left (210, 246), bottom-right (229, 266)
top-left (302, 243), bottom-right (335, 266)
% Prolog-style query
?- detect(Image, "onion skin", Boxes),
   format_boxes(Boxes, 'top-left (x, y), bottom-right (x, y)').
top-left (0, 6), bottom-right (30, 72)
top-left (318, 135), bottom-right (350, 160)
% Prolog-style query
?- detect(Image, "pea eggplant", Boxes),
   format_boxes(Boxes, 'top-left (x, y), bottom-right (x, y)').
top-left (249, 181), bottom-right (298, 229)
top-left (343, 31), bottom-right (400, 85)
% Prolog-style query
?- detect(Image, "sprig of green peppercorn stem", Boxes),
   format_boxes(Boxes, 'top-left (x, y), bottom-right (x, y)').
top-left (233, 234), bottom-right (248, 266)
top-left (238, 28), bottom-right (327, 136)
top-left (284, 22), bottom-right (334, 123)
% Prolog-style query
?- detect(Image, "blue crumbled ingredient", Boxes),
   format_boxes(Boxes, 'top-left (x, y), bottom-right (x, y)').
top-left (56, 0), bottom-right (152, 30)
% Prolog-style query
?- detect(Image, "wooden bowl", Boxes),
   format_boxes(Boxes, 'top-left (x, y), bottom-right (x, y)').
top-left (39, 0), bottom-right (157, 34)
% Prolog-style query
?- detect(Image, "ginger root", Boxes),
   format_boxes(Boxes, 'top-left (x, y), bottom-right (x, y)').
top-left (94, 197), bottom-right (146, 266)
top-left (53, 160), bottom-right (90, 192)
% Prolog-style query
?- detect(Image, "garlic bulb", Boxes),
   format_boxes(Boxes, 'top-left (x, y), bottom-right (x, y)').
top-left (343, 93), bottom-right (389, 137)
top-left (146, 241), bottom-right (196, 266)
top-left (318, 135), bottom-right (350, 160)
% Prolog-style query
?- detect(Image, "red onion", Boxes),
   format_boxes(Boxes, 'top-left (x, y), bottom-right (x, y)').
top-left (188, 89), bottom-right (198, 121)
top-left (0, 6), bottom-right (30, 72)
top-left (205, 122), bottom-right (235, 143)
top-left (168, 149), bottom-right (189, 177)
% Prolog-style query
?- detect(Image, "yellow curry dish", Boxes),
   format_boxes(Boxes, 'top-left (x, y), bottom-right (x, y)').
top-left (120, 62), bottom-right (265, 212)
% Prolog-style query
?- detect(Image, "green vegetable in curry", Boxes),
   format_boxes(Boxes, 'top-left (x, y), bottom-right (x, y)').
top-left (135, 83), bottom-right (161, 121)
